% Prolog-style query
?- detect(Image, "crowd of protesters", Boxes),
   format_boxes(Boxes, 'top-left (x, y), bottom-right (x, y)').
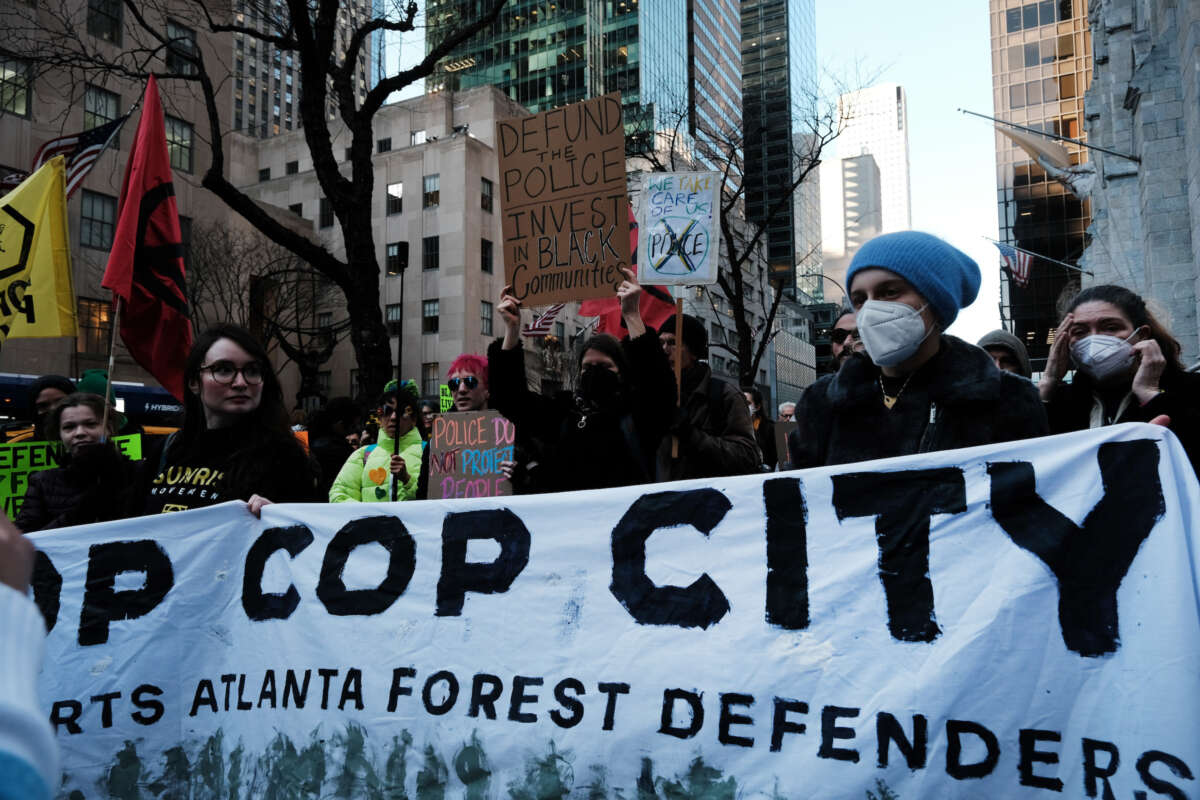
top-left (9, 229), bottom-right (1198, 535)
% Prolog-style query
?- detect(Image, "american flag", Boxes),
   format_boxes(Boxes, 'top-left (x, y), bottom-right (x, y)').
top-left (32, 114), bottom-right (130, 198)
top-left (994, 241), bottom-right (1033, 288)
top-left (522, 303), bottom-right (566, 338)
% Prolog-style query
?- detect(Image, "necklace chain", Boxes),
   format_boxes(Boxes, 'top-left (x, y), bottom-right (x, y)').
top-left (879, 373), bottom-right (915, 410)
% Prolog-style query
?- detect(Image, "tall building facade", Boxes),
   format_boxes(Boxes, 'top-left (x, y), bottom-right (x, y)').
top-left (841, 153), bottom-right (883, 252)
top-left (740, 0), bottom-right (818, 290)
top-left (834, 83), bottom-right (912, 234)
top-left (425, 0), bottom-right (700, 144)
top-left (0, 0), bottom-right (234, 408)
top-left (1077, 0), bottom-right (1199, 364)
top-left (230, 0), bottom-right (374, 138)
top-left (989, 0), bottom-right (1092, 371)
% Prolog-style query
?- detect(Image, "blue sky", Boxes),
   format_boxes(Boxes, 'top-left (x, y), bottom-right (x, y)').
top-left (817, 1), bottom-right (1003, 340)
top-left (386, 3), bottom-right (1004, 339)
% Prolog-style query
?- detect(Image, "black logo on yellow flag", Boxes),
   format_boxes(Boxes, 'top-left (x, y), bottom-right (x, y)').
top-left (0, 204), bottom-right (36, 336)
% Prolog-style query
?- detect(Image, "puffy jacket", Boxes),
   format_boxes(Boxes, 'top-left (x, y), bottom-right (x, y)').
top-left (15, 443), bottom-right (136, 532)
top-left (329, 426), bottom-right (423, 502)
top-left (789, 335), bottom-right (1049, 469)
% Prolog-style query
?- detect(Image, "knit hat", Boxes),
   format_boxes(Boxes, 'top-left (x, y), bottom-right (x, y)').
top-left (846, 231), bottom-right (980, 328)
top-left (76, 369), bottom-right (116, 404)
top-left (658, 314), bottom-right (708, 359)
top-left (379, 378), bottom-right (420, 407)
top-left (977, 329), bottom-right (1032, 378)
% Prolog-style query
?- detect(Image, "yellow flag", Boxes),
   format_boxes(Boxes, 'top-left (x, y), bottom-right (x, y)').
top-left (0, 156), bottom-right (76, 341)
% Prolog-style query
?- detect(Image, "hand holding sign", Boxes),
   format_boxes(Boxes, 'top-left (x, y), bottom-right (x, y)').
top-left (499, 285), bottom-right (523, 351)
top-left (616, 267), bottom-right (645, 338)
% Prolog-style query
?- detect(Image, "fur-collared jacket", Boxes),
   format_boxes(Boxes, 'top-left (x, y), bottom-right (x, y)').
top-left (788, 335), bottom-right (1049, 469)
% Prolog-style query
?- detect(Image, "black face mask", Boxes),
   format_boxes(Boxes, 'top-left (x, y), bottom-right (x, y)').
top-left (577, 366), bottom-right (625, 413)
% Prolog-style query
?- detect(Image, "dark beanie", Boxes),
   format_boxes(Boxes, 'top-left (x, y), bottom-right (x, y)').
top-left (658, 314), bottom-right (708, 359)
top-left (28, 374), bottom-right (75, 406)
top-left (845, 231), bottom-right (980, 328)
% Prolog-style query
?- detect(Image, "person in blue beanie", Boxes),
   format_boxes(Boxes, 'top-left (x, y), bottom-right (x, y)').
top-left (790, 231), bottom-right (1048, 468)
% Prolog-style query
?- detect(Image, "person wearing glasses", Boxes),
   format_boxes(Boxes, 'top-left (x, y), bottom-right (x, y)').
top-left (330, 379), bottom-right (426, 503)
top-left (829, 309), bottom-right (865, 371)
top-left (446, 355), bottom-right (490, 412)
top-left (140, 324), bottom-right (319, 516)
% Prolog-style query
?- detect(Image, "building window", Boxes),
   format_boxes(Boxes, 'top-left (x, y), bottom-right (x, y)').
top-left (166, 21), bottom-right (198, 75)
top-left (317, 371), bottom-right (331, 394)
top-left (423, 174), bottom-right (439, 208)
top-left (386, 241), bottom-right (407, 274)
top-left (421, 363), bottom-right (439, 396)
top-left (83, 85), bottom-right (120, 135)
top-left (80, 191), bottom-right (116, 249)
top-left (164, 115), bottom-right (194, 172)
top-left (481, 300), bottom-right (493, 336)
top-left (286, 160), bottom-right (299, 174)
top-left (319, 197), bottom-right (333, 228)
top-left (385, 303), bottom-right (402, 335)
top-left (0, 57), bottom-right (31, 118)
top-left (481, 177), bottom-right (494, 212)
top-left (76, 298), bottom-right (112, 354)
top-left (410, 129), bottom-right (426, 146)
top-left (422, 236), bottom-right (439, 271)
top-left (377, 137), bottom-right (391, 153)
top-left (481, 238), bottom-right (493, 273)
top-left (386, 182), bottom-right (403, 215)
top-left (316, 311), bottom-right (332, 330)
top-left (288, 202), bottom-right (303, 216)
top-left (554, 321), bottom-right (565, 340)
top-left (87, 0), bottom-right (122, 44)
top-left (422, 300), bottom-right (439, 334)
top-left (258, 167), bottom-right (271, 182)
top-left (344, 146), bottom-right (352, 161)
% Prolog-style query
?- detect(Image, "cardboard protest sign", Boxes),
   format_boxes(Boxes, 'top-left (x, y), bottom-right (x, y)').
top-left (638, 171), bottom-right (721, 285)
top-left (2, 434), bottom-right (142, 519)
top-left (775, 419), bottom-right (797, 470)
top-left (32, 424), bottom-right (1200, 798)
top-left (428, 409), bottom-right (513, 499)
top-left (496, 92), bottom-right (631, 305)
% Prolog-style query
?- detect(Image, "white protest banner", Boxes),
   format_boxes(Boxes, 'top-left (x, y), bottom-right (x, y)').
top-left (30, 424), bottom-right (1200, 799)
top-left (638, 171), bottom-right (721, 286)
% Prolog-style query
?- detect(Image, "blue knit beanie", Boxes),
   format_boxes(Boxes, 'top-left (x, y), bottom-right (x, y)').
top-left (845, 231), bottom-right (980, 328)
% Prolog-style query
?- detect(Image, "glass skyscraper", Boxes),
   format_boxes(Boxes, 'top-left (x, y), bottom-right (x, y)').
top-left (990, 0), bottom-right (1092, 370)
top-left (741, 0), bottom-right (818, 290)
top-left (426, 0), bottom-right (740, 147)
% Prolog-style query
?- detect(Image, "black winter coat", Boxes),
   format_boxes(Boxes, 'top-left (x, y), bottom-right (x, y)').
top-left (488, 331), bottom-right (676, 493)
top-left (655, 364), bottom-right (761, 481)
top-left (1043, 366), bottom-right (1200, 474)
top-left (15, 443), bottom-right (137, 532)
top-left (789, 335), bottom-right (1049, 469)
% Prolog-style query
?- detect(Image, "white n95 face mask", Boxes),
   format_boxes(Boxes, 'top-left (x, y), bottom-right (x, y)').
top-left (1070, 332), bottom-right (1137, 383)
top-left (856, 300), bottom-right (934, 367)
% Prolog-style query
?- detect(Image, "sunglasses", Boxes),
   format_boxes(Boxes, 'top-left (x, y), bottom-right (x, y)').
top-left (829, 328), bottom-right (859, 345)
top-left (448, 376), bottom-right (480, 391)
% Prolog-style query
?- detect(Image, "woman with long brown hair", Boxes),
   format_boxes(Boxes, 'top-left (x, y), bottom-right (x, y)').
top-left (1040, 284), bottom-right (1200, 471)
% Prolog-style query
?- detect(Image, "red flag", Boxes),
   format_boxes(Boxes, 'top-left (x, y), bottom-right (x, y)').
top-left (101, 76), bottom-right (193, 401)
top-left (579, 206), bottom-right (676, 336)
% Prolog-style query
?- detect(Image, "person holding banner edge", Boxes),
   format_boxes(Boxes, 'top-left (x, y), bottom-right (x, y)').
top-left (15, 393), bottom-right (136, 532)
top-left (0, 514), bottom-right (56, 800)
top-left (791, 231), bottom-right (1048, 468)
top-left (137, 324), bottom-right (319, 516)
top-left (490, 268), bottom-right (676, 493)
top-left (1039, 284), bottom-right (1200, 472)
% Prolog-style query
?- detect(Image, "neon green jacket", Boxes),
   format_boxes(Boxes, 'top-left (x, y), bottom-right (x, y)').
top-left (329, 426), bottom-right (422, 502)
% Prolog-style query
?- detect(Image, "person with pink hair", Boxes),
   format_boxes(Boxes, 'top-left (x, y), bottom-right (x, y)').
top-left (446, 353), bottom-right (489, 412)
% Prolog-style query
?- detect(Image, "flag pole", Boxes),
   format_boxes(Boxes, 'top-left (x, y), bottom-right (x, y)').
top-left (958, 108), bottom-right (1140, 163)
top-left (99, 298), bottom-right (123, 440)
top-left (983, 236), bottom-right (1094, 276)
